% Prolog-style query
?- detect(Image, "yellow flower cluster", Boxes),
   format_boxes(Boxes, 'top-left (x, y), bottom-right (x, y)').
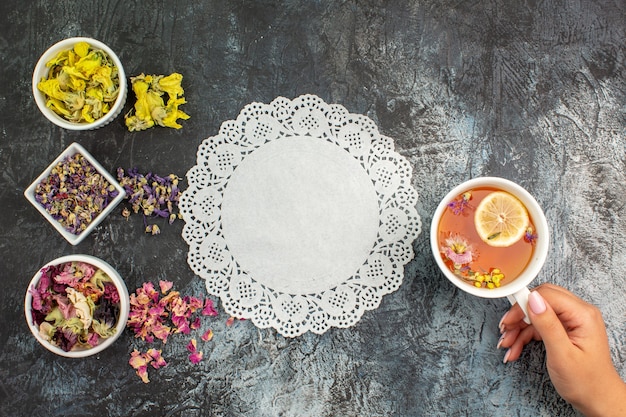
top-left (37, 42), bottom-right (120, 123)
top-left (124, 73), bottom-right (190, 131)
top-left (472, 268), bottom-right (505, 289)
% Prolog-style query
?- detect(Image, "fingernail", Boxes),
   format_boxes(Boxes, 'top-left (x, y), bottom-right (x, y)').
top-left (528, 291), bottom-right (547, 314)
top-left (498, 311), bottom-right (509, 333)
top-left (503, 349), bottom-right (511, 364)
top-left (497, 332), bottom-right (506, 350)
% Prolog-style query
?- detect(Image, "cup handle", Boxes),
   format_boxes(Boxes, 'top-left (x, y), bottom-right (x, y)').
top-left (506, 287), bottom-right (531, 324)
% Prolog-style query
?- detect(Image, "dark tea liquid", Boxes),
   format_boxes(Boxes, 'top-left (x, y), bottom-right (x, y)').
top-left (437, 187), bottom-right (536, 288)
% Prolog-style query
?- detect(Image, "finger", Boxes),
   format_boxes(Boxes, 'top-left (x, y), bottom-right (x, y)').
top-left (526, 290), bottom-right (573, 360)
top-left (499, 303), bottom-right (531, 334)
top-left (499, 283), bottom-right (581, 332)
top-left (504, 325), bottom-right (538, 363)
top-left (497, 326), bottom-right (521, 350)
top-left (533, 283), bottom-right (578, 299)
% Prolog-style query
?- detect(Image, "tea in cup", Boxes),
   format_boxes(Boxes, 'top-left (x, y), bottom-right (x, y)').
top-left (430, 177), bottom-right (549, 321)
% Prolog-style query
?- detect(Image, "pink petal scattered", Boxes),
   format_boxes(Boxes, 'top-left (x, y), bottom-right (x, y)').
top-left (186, 338), bottom-right (198, 353)
top-left (129, 349), bottom-right (147, 369)
top-left (146, 348), bottom-right (167, 369)
top-left (201, 329), bottom-right (213, 342)
top-left (159, 280), bottom-right (173, 294)
top-left (136, 366), bottom-right (150, 383)
top-left (202, 299), bottom-right (218, 316)
top-left (127, 282), bottom-right (228, 381)
top-left (189, 351), bottom-right (203, 364)
top-left (129, 349), bottom-right (152, 383)
top-left (190, 316), bottom-right (202, 330)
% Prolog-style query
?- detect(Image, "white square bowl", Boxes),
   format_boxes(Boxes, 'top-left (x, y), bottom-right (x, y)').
top-left (24, 142), bottom-right (126, 245)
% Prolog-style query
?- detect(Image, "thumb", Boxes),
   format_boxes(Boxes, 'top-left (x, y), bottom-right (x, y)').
top-left (527, 291), bottom-right (571, 359)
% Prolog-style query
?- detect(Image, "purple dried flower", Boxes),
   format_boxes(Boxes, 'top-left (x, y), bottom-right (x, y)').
top-left (34, 153), bottom-right (119, 235)
top-left (103, 282), bottom-right (121, 304)
top-left (116, 168), bottom-right (183, 234)
top-left (447, 191), bottom-right (473, 215)
top-left (29, 261), bottom-right (121, 352)
top-left (56, 327), bottom-right (79, 352)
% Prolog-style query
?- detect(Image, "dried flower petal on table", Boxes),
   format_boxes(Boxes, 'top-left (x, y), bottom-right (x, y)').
top-left (37, 41), bottom-right (120, 123)
top-left (186, 338), bottom-right (203, 364)
top-left (159, 280), bottom-right (173, 294)
top-left (129, 348), bottom-right (168, 383)
top-left (202, 299), bottom-right (218, 317)
top-left (146, 224), bottom-right (160, 235)
top-left (189, 350), bottom-right (203, 365)
top-left (124, 72), bottom-right (190, 131)
top-left (201, 329), bottom-right (213, 342)
top-left (116, 168), bottom-right (183, 234)
top-left (127, 281), bottom-right (225, 382)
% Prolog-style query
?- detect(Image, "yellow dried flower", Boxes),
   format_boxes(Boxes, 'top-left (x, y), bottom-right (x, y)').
top-left (37, 42), bottom-right (120, 123)
top-left (125, 73), bottom-right (190, 132)
top-left (158, 73), bottom-right (185, 97)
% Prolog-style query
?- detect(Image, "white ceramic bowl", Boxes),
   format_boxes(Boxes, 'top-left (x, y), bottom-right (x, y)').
top-left (24, 254), bottom-right (129, 358)
top-left (32, 37), bottom-right (127, 130)
top-left (23, 142), bottom-right (126, 245)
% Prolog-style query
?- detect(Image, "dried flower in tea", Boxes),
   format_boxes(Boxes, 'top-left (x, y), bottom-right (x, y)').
top-left (438, 188), bottom-right (536, 289)
top-left (447, 191), bottom-right (472, 215)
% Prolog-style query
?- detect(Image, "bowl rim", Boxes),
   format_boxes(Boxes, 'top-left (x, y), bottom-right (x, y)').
top-left (23, 142), bottom-right (126, 245)
top-left (24, 254), bottom-right (129, 358)
top-left (32, 37), bottom-right (127, 130)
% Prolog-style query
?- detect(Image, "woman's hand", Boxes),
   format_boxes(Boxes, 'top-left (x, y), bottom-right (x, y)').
top-left (498, 283), bottom-right (626, 417)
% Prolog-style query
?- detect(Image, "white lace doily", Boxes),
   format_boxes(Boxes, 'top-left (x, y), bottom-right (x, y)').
top-left (180, 94), bottom-right (421, 337)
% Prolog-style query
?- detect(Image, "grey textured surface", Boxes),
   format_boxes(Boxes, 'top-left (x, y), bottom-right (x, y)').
top-left (1, 1), bottom-right (624, 416)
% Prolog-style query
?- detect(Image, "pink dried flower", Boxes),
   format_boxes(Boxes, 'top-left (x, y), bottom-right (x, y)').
top-left (146, 348), bottom-right (167, 369)
top-left (103, 282), bottom-right (120, 304)
top-left (129, 349), bottom-right (149, 370)
top-left (186, 338), bottom-right (198, 353)
top-left (127, 281), bottom-right (225, 381)
top-left (189, 351), bottom-right (203, 364)
top-left (28, 261), bottom-right (121, 352)
top-left (186, 338), bottom-right (203, 364)
top-left (129, 348), bottom-right (168, 383)
top-left (442, 234), bottom-right (475, 266)
top-left (87, 332), bottom-right (99, 347)
top-left (190, 316), bottom-right (202, 330)
top-left (201, 329), bottom-right (213, 342)
top-left (159, 280), bottom-right (173, 294)
top-left (202, 299), bottom-right (218, 317)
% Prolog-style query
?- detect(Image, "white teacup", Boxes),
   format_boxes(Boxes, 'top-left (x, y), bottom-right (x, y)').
top-left (430, 177), bottom-right (549, 322)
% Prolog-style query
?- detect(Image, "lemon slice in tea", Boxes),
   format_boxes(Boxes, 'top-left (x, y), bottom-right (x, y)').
top-left (474, 191), bottom-right (529, 247)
